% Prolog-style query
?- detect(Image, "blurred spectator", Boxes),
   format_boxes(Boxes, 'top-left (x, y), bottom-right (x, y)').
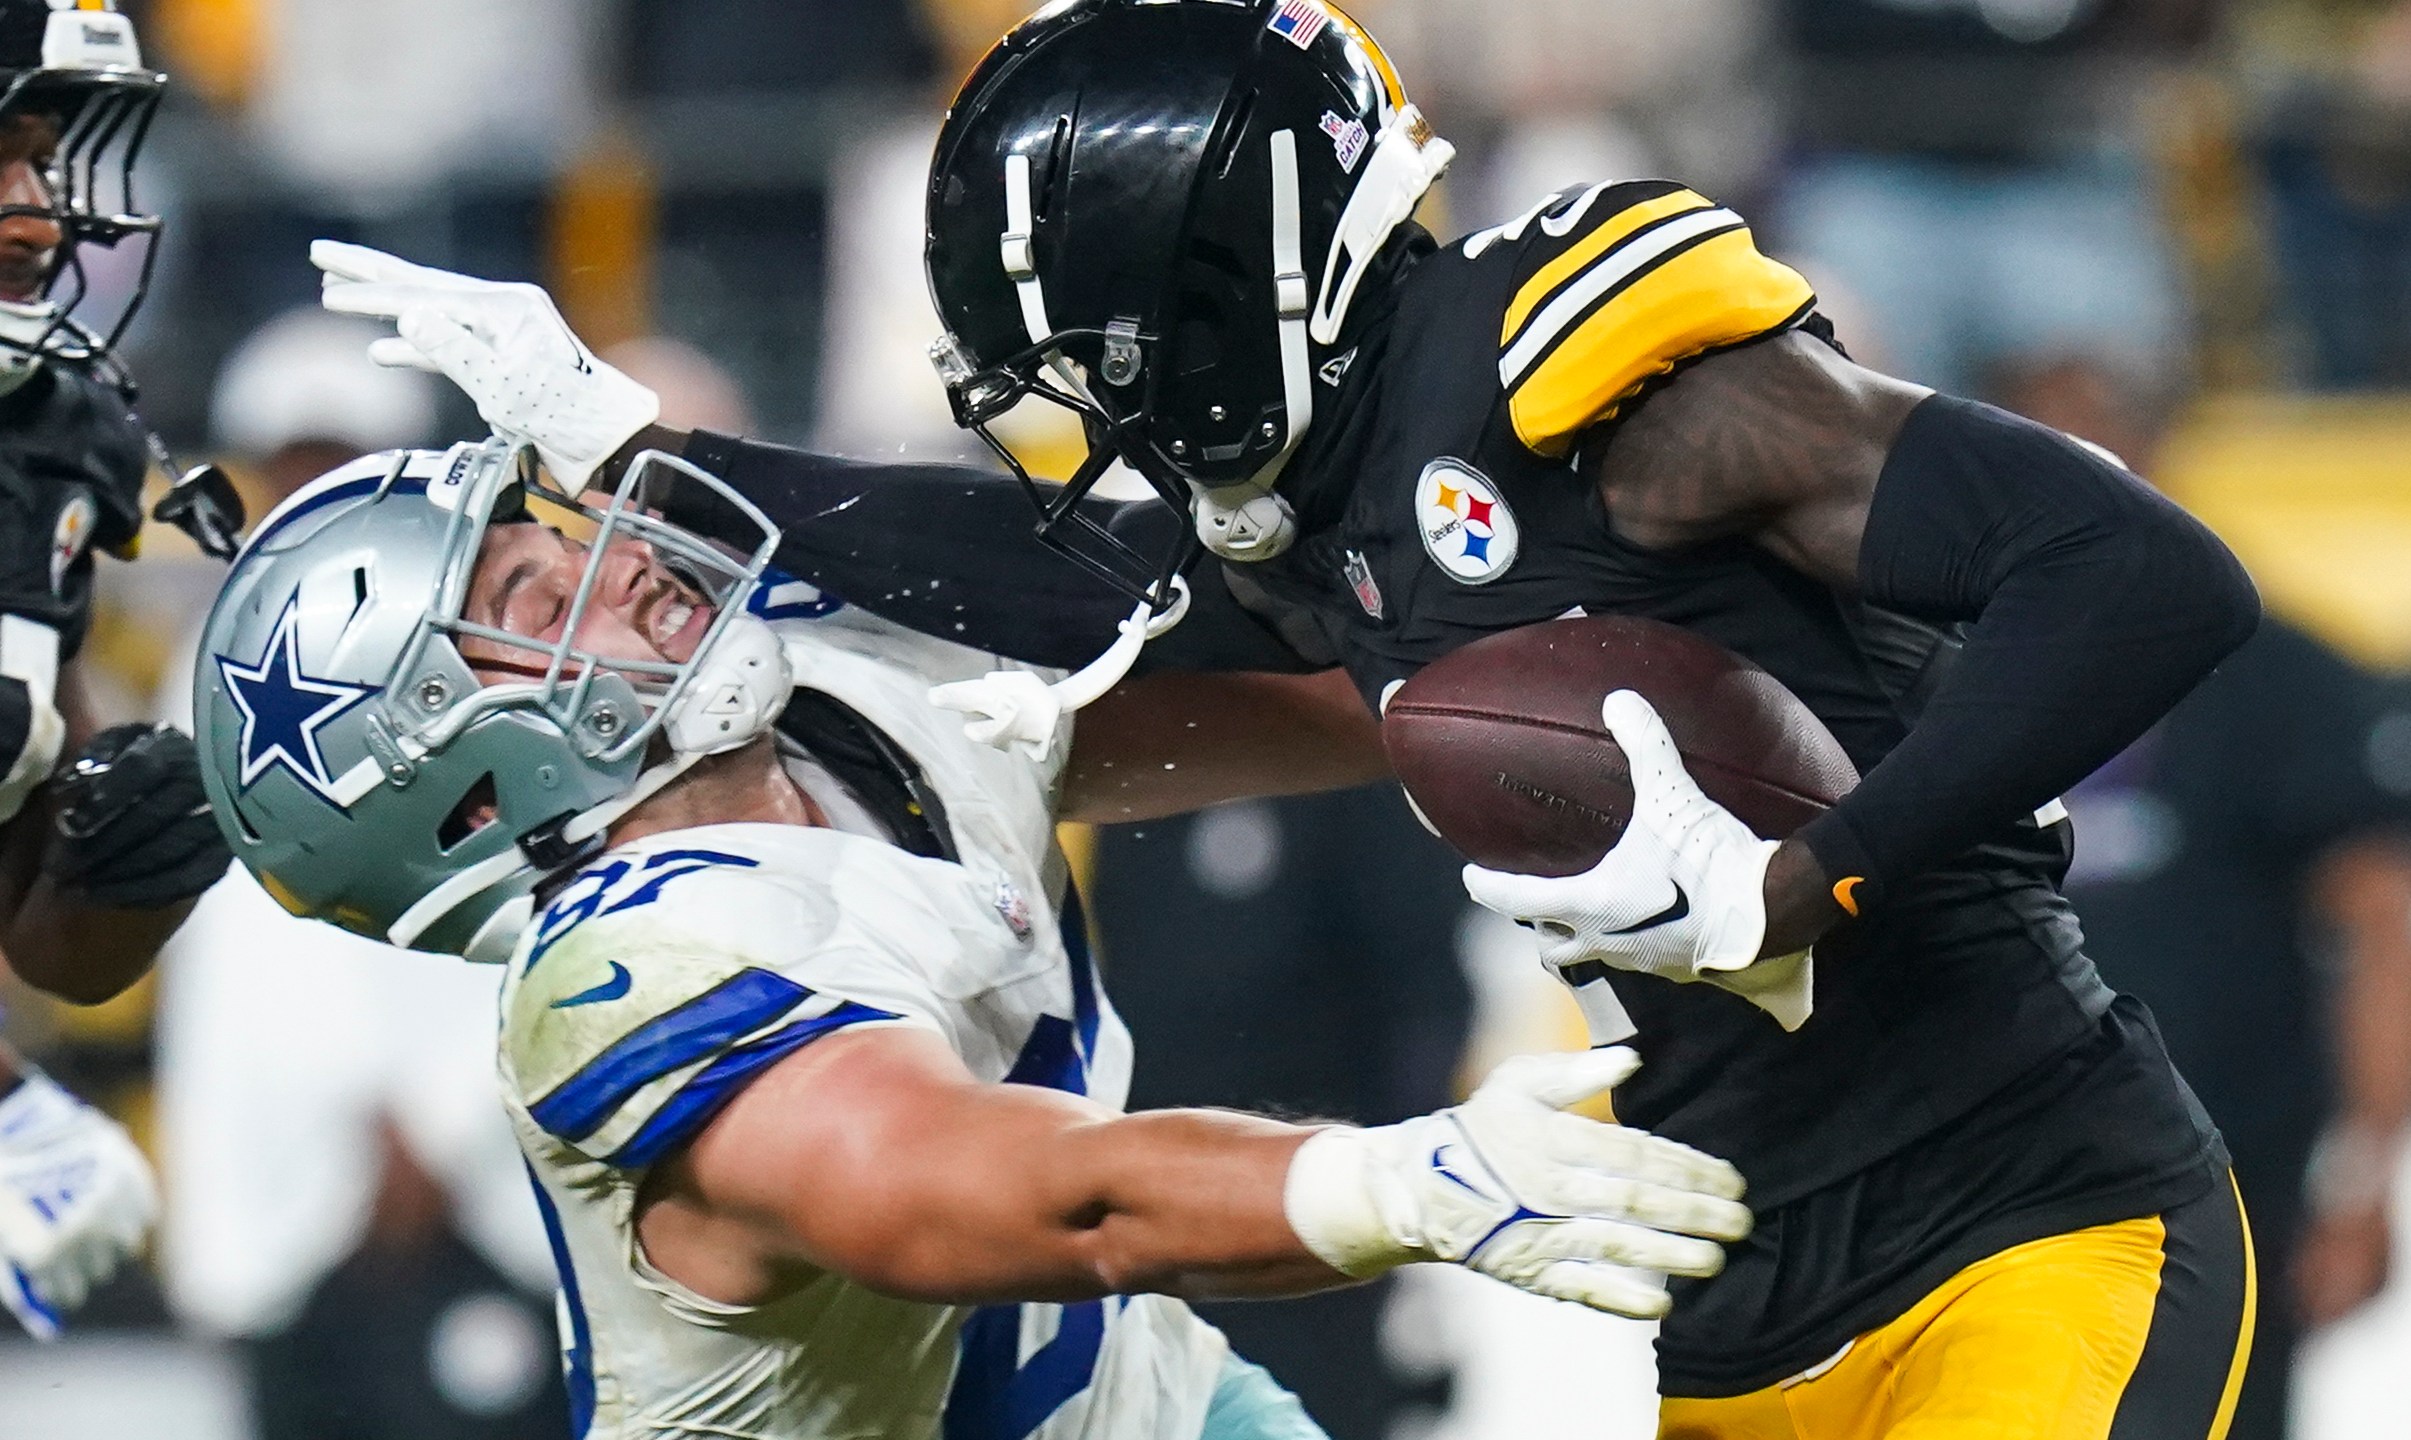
top-left (2066, 621), bottom-right (2411, 1440)
top-left (618, 0), bottom-right (937, 98)
top-left (1371, 0), bottom-right (1775, 218)
top-left (248, 0), bottom-right (599, 213)
top-left (1772, 0), bottom-right (2213, 401)
top-left (1088, 788), bottom-right (1474, 1440)
top-left (209, 308), bottom-right (440, 478)
top-left (129, 0), bottom-right (600, 445)
top-left (153, 307), bottom-right (568, 1439)
top-left (2257, 0), bottom-right (2411, 387)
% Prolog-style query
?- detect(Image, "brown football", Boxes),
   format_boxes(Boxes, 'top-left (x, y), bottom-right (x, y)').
top-left (1383, 616), bottom-right (1860, 877)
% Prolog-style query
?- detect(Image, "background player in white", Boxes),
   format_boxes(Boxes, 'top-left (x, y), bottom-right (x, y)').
top-left (187, 437), bottom-right (1753, 1439)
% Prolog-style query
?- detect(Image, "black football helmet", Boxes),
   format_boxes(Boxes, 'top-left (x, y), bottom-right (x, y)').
top-left (0, 0), bottom-right (165, 383)
top-left (926, 0), bottom-right (1451, 610)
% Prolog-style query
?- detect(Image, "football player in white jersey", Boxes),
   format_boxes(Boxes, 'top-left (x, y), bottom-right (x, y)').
top-left (188, 437), bottom-right (1752, 1440)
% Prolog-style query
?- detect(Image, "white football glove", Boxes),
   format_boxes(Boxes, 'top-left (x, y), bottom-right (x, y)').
top-left (1283, 1047), bottom-right (1750, 1318)
top-left (0, 1072), bottom-right (158, 1339)
top-left (1462, 691), bottom-right (1815, 1031)
top-left (312, 240), bottom-right (660, 490)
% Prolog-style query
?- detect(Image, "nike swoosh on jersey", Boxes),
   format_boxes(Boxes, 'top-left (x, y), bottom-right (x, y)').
top-left (552, 962), bottom-right (633, 1010)
top-left (1605, 883), bottom-right (1689, 935)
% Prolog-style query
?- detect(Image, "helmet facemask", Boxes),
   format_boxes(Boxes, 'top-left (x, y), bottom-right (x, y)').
top-left (411, 445), bottom-right (783, 774)
top-left (200, 440), bottom-right (788, 962)
top-left (0, 4), bottom-right (165, 387)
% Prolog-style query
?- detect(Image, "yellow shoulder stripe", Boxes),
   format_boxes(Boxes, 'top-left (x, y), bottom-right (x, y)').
top-left (1501, 187), bottom-right (1715, 342)
top-left (1506, 224), bottom-right (1814, 456)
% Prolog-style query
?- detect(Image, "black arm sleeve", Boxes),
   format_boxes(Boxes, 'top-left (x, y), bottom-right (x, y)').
top-left (668, 433), bottom-right (1320, 674)
top-left (1797, 395), bottom-right (2261, 899)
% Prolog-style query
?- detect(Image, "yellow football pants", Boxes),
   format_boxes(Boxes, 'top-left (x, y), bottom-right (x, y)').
top-left (1660, 1176), bottom-right (2255, 1440)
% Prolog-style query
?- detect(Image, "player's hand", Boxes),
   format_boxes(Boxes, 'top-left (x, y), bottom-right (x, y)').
top-left (1462, 691), bottom-right (1814, 1030)
top-left (44, 725), bottom-right (231, 909)
top-left (1283, 1048), bottom-right (1750, 1318)
top-left (0, 1072), bottom-right (158, 1339)
top-left (312, 240), bottom-right (660, 490)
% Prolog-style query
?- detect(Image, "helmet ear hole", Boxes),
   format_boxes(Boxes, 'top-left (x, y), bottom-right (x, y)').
top-left (436, 772), bottom-right (499, 853)
top-left (1037, 114), bottom-right (1072, 219)
top-left (1174, 238), bottom-right (1249, 372)
top-left (1212, 89), bottom-right (1258, 181)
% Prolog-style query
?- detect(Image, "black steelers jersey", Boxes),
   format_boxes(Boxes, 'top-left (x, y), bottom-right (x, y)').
top-left (699, 179), bottom-right (2228, 1391)
top-left (1242, 179), bottom-right (2218, 1221)
top-left (0, 363), bottom-right (148, 660)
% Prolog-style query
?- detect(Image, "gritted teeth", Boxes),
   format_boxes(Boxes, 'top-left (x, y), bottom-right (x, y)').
top-left (653, 599), bottom-right (695, 654)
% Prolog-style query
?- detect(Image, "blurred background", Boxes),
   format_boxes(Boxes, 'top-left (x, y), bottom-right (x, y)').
top-left (7, 0), bottom-right (2411, 1437)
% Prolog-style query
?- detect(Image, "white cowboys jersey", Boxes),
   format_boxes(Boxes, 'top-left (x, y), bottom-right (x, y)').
top-left (497, 604), bottom-right (1229, 1440)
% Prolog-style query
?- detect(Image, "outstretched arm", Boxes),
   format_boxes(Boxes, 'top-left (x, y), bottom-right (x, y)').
top-left (0, 670), bottom-right (218, 1005)
top-left (634, 1027), bottom-right (1749, 1317)
top-left (1593, 332), bottom-right (2259, 953)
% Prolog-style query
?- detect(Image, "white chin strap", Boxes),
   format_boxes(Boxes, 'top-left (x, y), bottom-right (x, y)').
top-left (388, 616), bottom-right (795, 956)
top-left (1196, 111), bottom-right (1453, 565)
top-left (1192, 127), bottom-right (1313, 565)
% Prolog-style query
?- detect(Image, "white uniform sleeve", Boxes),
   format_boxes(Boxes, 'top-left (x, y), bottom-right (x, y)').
top-left (499, 841), bottom-right (963, 1170)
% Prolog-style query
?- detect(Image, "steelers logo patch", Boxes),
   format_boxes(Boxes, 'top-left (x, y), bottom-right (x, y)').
top-left (1415, 459), bottom-right (1518, 584)
top-left (48, 490), bottom-right (95, 597)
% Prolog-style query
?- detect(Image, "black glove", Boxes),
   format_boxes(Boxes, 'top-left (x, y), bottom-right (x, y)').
top-left (43, 724), bottom-right (231, 909)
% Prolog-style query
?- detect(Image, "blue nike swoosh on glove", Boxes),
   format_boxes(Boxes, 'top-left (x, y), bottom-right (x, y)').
top-left (551, 962), bottom-right (632, 1009)
top-left (1429, 1142), bottom-right (1493, 1200)
top-left (1605, 882), bottom-right (1689, 936)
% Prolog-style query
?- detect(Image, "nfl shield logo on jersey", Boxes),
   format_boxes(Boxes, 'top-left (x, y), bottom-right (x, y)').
top-left (1416, 459), bottom-right (1519, 585)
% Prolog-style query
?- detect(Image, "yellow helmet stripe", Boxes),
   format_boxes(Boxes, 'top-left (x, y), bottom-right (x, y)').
top-left (1322, 2), bottom-right (1408, 114)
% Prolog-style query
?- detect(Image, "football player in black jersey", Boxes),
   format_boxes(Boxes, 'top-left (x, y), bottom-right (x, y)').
top-left (0, 0), bottom-right (236, 1341)
top-left (319, 2), bottom-right (2267, 1433)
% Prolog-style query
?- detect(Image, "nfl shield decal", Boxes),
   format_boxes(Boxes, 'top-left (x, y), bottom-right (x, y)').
top-left (1416, 459), bottom-right (1518, 584)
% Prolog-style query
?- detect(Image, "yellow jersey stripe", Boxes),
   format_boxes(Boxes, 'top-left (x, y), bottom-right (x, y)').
top-left (1500, 206), bottom-right (1746, 388)
top-left (1506, 224), bottom-right (1814, 454)
top-left (2208, 1175), bottom-right (2257, 1440)
top-left (1500, 187), bottom-right (1713, 342)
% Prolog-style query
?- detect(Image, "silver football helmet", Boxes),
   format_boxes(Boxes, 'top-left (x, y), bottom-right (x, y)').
top-left (193, 438), bottom-right (787, 961)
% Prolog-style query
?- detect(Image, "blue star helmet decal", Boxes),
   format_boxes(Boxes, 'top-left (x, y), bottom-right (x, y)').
top-left (217, 598), bottom-right (378, 804)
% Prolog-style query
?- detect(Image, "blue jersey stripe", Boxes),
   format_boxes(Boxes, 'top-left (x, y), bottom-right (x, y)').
top-left (529, 968), bottom-right (811, 1143)
top-left (605, 999), bottom-right (900, 1169)
top-left (526, 1164), bottom-right (597, 1437)
top-left (943, 1299), bottom-right (1110, 1440)
top-left (1001, 883), bottom-right (1102, 1097)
